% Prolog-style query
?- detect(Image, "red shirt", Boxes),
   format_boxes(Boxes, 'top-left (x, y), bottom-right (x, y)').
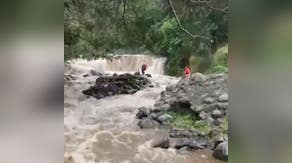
top-left (184, 67), bottom-right (190, 74)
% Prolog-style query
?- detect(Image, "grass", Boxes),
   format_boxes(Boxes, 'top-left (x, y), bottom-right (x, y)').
top-left (206, 64), bottom-right (228, 74)
top-left (162, 111), bottom-right (212, 134)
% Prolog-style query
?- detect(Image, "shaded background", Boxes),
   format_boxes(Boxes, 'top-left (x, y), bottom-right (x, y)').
top-left (0, 0), bottom-right (63, 163)
top-left (230, 0), bottom-right (292, 162)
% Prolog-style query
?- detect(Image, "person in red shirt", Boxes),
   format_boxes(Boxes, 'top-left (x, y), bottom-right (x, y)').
top-left (184, 66), bottom-right (191, 79)
top-left (141, 64), bottom-right (147, 75)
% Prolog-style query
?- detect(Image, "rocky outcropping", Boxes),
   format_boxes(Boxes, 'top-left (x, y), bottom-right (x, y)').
top-left (83, 73), bottom-right (151, 99)
top-left (136, 73), bottom-right (228, 161)
top-left (154, 73), bottom-right (228, 119)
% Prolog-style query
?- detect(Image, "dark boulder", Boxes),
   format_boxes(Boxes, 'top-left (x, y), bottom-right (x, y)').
top-left (157, 114), bottom-right (173, 125)
top-left (145, 74), bottom-right (152, 77)
top-left (82, 73), bottom-right (151, 99)
top-left (213, 141), bottom-right (228, 161)
top-left (136, 107), bottom-right (151, 119)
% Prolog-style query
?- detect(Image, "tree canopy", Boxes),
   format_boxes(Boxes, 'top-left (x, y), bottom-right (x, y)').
top-left (64, 0), bottom-right (228, 75)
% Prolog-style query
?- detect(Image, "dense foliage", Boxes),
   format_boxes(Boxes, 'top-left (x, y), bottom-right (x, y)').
top-left (64, 0), bottom-right (228, 75)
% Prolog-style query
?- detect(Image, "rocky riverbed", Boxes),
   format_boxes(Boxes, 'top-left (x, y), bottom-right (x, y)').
top-left (136, 73), bottom-right (228, 161)
top-left (65, 57), bottom-right (226, 163)
top-left (82, 73), bottom-right (151, 99)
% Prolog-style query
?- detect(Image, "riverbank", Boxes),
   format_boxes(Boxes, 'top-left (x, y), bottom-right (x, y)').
top-left (136, 73), bottom-right (228, 161)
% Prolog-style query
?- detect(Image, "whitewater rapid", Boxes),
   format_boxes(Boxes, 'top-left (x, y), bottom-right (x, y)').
top-left (64, 55), bottom-right (223, 163)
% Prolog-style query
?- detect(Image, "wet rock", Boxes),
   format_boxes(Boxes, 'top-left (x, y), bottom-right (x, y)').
top-left (127, 89), bottom-right (137, 94)
top-left (151, 137), bottom-right (170, 149)
top-left (212, 109), bottom-right (224, 119)
top-left (212, 134), bottom-right (228, 149)
top-left (194, 105), bottom-right (204, 113)
top-left (204, 97), bottom-right (215, 104)
top-left (138, 118), bottom-right (159, 129)
top-left (160, 104), bottom-right (171, 111)
top-left (90, 69), bottom-right (98, 76)
top-left (82, 73), bottom-right (151, 99)
top-left (203, 103), bottom-right (217, 113)
top-left (157, 114), bottom-right (173, 125)
top-left (145, 74), bottom-right (152, 77)
top-left (169, 129), bottom-right (197, 138)
top-left (136, 107), bottom-right (150, 119)
top-left (149, 112), bottom-right (159, 120)
top-left (83, 74), bottom-right (89, 77)
top-left (213, 141), bottom-right (228, 161)
top-left (217, 102), bottom-right (228, 110)
top-left (174, 138), bottom-right (208, 150)
top-left (199, 111), bottom-right (207, 120)
top-left (218, 93), bottom-right (228, 102)
top-left (213, 118), bottom-right (225, 126)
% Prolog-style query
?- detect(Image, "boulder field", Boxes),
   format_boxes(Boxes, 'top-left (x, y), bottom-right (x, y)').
top-left (136, 73), bottom-right (228, 161)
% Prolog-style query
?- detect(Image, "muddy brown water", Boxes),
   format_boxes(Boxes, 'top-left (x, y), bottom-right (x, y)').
top-left (64, 56), bottom-right (225, 163)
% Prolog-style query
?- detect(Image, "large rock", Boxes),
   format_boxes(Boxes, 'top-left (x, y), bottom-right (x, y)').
top-left (157, 114), bottom-right (173, 125)
top-left (212, 109), bottom-right (224, 119)
top-left (212, 134), bottom-right (228, 149)
top-left (218, 93), bottom-right (228, 102)
top-left (151, 137), bottom-right (170, 149)
top-left (213, 141), bottom-right (228, 161)
top-left (203, 97), bottom-right (215, 104)
top-left (137, 118), bottom-right (159, 129)
top-left (82, 73), bottom-right (151, 99)
top-left (217, 102), bottom-right (228, 110)
top-left (136, 107), bottom-right (151, 119)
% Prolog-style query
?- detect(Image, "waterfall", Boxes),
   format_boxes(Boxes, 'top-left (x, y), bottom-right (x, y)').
top-left (67, 54), bottom-right (167, 75)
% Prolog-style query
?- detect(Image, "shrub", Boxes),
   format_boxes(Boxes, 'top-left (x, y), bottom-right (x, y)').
top-left (213, 44), bottom-right (228, 66)
top-left (206, 65), bottom-right (228, 74)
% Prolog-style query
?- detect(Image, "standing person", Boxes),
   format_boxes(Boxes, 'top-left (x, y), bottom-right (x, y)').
top-left (184, 66), bottom-right (191, 79)
top-left (141, 63), bottom-right (147, 75)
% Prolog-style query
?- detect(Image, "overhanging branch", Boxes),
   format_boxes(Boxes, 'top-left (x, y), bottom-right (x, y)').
top-left (190, 0), bottom-right (228, 14)
top-left (168, 0), bottom-right (210, 41)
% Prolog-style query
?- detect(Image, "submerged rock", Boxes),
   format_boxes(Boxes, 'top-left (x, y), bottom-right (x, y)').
top-left (137, 118), bottom-right (159, 129)
top-left (151, 137), bottom-right (170, 149)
